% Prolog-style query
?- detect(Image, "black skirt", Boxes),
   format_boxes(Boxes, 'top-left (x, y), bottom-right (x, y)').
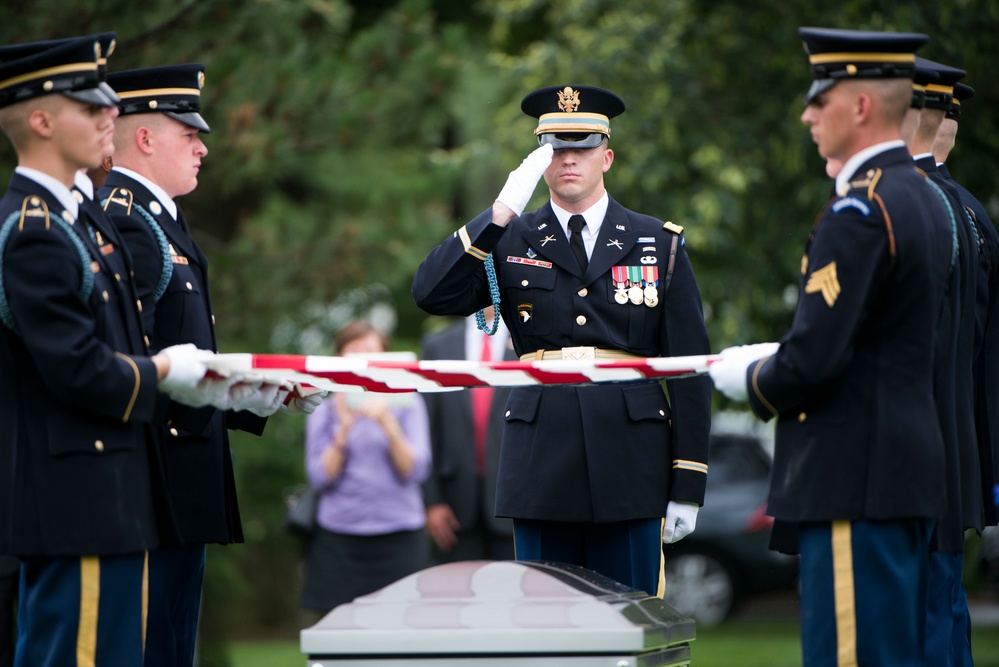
top-left (300, 526), bottom-right (431, 614)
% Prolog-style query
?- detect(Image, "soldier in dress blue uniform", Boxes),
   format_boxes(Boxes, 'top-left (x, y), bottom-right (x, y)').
top-left (413, 85), bottom-right (712, 597)
top-left (928, 75), bottom-right (999, 667)
top-left (935, 81), bottom-right (999, 524)
top-left (709, 28), bottom-right (954, 666)
top-left (0, 37), bottom-right (209, 667)
top-left (904, 56), bottom-right (988, 667)
top-left (95, 64), bottom-right (319, 667)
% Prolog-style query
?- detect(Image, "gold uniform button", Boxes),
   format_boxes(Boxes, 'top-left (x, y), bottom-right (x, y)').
top-left (186, 282), bottom-right (193, 290)
top-left (211, 315), bottom-right (216, 325)
top-left (659, 409), bottom-right (665, 416)
top-left (136, 300), bottom-right (143, 312)
top-left (144, 336), bottom-right (150, 346)
top-left (505, 410), bottom-right (511, 418)
top-left (115, 273), bottom-right (121, 282)
top-left (102, 291), bottom-right (109, 302)
top-left (577, 288), bottom-right (588, 297)
top-left (170, 428), bottom-right (179, 437)
top-left (94, 440), bottom-right (105, 452)
top-left (798, 412), bottom-right (807, 423)
top-left (521, 279), bottom-right (529, 287)
top-left (576, 315), bottom-right (586, 326)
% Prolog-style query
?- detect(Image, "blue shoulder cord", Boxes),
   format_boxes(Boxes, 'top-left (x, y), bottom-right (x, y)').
top-left (101, 198), bottom-right (173, 302)
top-left (474, 253), bottom-right (501, 335)
top-left (0, 210), bottom-right (94, 334)
top-left (923, 178), bottom-right (959, 273)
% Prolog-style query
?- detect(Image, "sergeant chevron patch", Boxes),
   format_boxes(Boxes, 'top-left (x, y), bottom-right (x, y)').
top-left (805, 261), bottom-right (841, 307)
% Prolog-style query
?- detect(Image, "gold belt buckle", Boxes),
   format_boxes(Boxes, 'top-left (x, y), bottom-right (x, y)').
top-left (560, 346), bottom-right (596, 360)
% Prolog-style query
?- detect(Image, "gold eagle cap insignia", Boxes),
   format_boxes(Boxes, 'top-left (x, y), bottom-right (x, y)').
top-left (557, 86), bottom-right (580, 113)
top-left (805, 261), bottom-right (840, 307)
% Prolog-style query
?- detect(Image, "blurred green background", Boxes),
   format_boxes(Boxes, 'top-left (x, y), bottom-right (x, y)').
top-left (2, 0), bottom-right (997, 664)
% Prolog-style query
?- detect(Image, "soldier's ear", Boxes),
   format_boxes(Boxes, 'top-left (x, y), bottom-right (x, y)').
top-left (27, 107), bottom-right (55, 139)
top-left (135, 125), bottom-right (156, 155)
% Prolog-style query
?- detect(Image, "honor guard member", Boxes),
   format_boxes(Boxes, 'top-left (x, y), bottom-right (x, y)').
top-left (936, 81), bottom-right (999, 523)
top-left (908, 56), bottom-right (987, 667)
top-left (0, 37), bottom-right (209, 667)
top-left (932, 76), bottom-right (999, 665)
top-left (96, 63), bottom-right (321, 667)
top-left (413, 84), bottom-right (712, 597)
top-left (709, 28), bottom-right (953, 666)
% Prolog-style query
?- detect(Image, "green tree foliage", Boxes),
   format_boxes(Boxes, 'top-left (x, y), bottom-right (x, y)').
top-left (1, 0), bottom-right (997, 658)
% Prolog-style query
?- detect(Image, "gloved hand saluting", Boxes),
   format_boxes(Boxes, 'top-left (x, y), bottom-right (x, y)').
top-left (495, 143), bottom-right (554, 216)
top-left (707, 342), bottom-right (780, 402)
top-left (662, 500), bottom-right (700, 544)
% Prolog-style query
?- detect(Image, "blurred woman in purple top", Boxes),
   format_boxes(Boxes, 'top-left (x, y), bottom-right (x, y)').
top-left (300, 320), bottom-right (432, 614)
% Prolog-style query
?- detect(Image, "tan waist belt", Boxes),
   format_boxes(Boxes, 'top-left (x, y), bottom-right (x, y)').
top-left (520, 347), bottom-right (640, 361)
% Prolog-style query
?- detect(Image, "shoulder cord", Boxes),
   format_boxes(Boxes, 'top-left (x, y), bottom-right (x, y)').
top-left (474, 253), bottom-right (501, 335)
top-left (0, 211), bottom-right (94, 334)
top-left (923, 178), bottom-right (959, 273)
top-left (101, 198), bottom-right (173, 302)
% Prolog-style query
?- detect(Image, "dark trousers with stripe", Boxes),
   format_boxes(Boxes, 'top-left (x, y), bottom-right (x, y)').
top-left (15, 553), bottom-right (146, 667)
top-left (799, 519), bottom-right (932, 667)
top-left (924, 551), bottom-right (974, 667)
top-left (512, 518), bottom-right (663, 597)
top-left (144, 545), bottom-right (206, 667)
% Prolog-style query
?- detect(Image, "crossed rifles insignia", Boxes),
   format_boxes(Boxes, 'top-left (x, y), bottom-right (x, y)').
top-left (805, 261), bottom-right (841, 307)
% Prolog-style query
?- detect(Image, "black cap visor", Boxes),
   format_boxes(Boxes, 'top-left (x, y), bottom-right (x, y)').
top-left (167, 111), bottom-right (211, 133)
top-left (803, 78), bottom-right (837, 105)
top-left (62, 85), bottom-right (118, 108)
top-left (538, 132), bottom-right (606, 150)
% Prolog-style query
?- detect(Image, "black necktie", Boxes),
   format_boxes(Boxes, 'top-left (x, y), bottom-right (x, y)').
top-left (568, 214), bottom-right (588, 272)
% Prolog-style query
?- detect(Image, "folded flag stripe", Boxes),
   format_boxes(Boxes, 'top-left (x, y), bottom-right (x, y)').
top-left (204, 353), bottom-right (717, 394)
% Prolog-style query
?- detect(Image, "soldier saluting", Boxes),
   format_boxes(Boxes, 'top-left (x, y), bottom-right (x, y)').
top-left (413, 84), bottom-right (712, 597)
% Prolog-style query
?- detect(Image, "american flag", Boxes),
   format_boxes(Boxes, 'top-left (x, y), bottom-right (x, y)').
top-left (206, 352), bottom-right (716, 395)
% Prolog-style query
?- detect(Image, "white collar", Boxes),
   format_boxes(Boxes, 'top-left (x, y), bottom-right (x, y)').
top-left (111, 166), bottom-right (178, 220)
top-left (835, 140), bottom-right (906, 196)
top-left (551, 192), bottom-right (609, 237)
top-left (16, 167), bottom-right (78, 220)
top-left (74, 170), bottom-right (94, 200)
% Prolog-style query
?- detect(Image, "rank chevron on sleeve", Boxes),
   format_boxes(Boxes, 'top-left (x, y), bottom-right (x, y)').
top-left (204, 353), bottom-right (718, 394)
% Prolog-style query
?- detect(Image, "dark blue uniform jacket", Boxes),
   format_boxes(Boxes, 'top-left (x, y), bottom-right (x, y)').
top-left (413, 197), bottom-right (712, 523)
top-left (747, 146), bottom-right (952, 523)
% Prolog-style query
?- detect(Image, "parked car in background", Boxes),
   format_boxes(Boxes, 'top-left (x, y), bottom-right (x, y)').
top-left (663, 412), bottom-right (798, 626)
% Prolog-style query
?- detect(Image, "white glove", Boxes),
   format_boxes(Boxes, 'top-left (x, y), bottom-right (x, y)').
top-left (166, 375), bottom-right (240, 409)
top-left (495, 144), bottom-right (554, 216)
top-left (282, 388), bottom-right (328, 415)
top-left (663, 501), bottom-right (700, 544)
top-left (707, 342), bottom-right (780, 402)
top-left (158, 343), bottom-right (212, 392)
top-left (229, 381), bottom-right (290, 417)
